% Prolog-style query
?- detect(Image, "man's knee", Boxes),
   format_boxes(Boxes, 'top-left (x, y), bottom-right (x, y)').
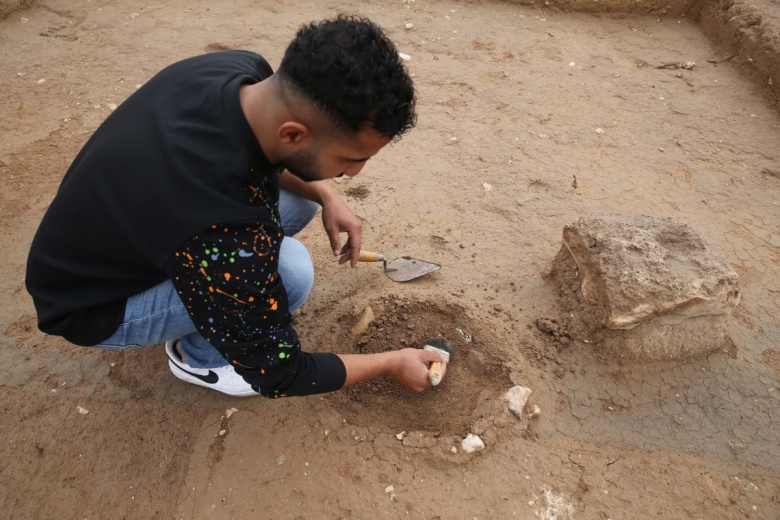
top-left (279, 237), bottom-right (314, 311)
top-left (279, 189), bottom-right (321, 236)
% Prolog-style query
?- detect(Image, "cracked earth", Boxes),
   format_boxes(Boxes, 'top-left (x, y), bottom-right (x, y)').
top-left (1, 0), bottom-right (779, 518)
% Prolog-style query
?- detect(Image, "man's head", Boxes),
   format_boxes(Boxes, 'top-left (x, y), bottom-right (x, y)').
top-left (277, 15), bottom-right (416, 141)
top-left (270, 15), bottom-right (416, 181)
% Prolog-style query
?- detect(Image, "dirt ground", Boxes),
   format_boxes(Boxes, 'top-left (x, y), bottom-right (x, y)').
top-left (1, 0), bottom-right (779, 518)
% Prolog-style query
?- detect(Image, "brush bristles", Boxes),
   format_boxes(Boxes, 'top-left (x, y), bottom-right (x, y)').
top-left (423, 344), bottom-right (451, 363)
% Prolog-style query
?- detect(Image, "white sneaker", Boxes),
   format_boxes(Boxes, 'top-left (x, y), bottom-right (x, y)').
top-left (165, 340), bottom-right (261, 397)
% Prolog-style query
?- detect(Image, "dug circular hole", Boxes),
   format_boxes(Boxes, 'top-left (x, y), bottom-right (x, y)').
top-left (320, 296), bottom-right (513, 436)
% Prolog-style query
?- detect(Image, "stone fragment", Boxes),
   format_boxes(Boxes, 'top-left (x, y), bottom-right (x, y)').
top-left (505, 385), bottom-right (533, 419)
top-left (351, 306), bottom-right (374, 335)
top-left (461, 434), bottom-right (485, 453)
top-left (551, 213), bottom-right (740, 360)
top-left (465, 349), bottom-right (486, 375)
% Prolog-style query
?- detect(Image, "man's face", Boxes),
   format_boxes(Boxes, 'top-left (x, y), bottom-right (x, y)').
top-left (281, 126), bottom-right (391, 182)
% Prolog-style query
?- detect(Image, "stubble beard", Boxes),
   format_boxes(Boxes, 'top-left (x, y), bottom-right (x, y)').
top-left (281, 148), bottom-right (323, 183)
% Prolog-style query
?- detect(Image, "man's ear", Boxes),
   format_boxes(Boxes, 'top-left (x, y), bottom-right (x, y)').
top-left (277, 121), bottom-right (311, 147)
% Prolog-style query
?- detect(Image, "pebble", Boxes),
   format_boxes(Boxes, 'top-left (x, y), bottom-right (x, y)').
top-left (505, 386), bottom-right (533, 419)
top-left (351, 306), bottom-right (374, 335)
top-left (462, 433), bottom-right (485, 453)
top-left (77, 406), bottom-right (89, 415)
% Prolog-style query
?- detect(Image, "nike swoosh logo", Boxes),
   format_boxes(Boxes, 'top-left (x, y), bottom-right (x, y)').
top-left (168, 353), bottom-right (219, 384)
top-left (178, 366), bottom-right (219, 384)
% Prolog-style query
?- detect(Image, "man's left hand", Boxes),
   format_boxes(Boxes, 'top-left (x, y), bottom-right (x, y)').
top-left (321, 194), bottom-right (362, 267)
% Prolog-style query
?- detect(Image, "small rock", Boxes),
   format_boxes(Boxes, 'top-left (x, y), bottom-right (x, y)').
top-left (398, 52), bottom-right (411, 61)
top-left (595, 128), bottom-right (605, 135)
top-left (483, 182), bottom-right (492, 191)
top-left (462, 434), bottom-right (485, 453)
top-left (225, 407), bottom-right (238, 418)
top-left (405, 23), bottom-right (414, 29)
top-left (531, 405), bottom-right (542, 417)
top-left (456, 327), bottom-right (472, 342)
top-left (450, 446), bottom-right (457, 453)
top-left (77, 406), bottom-right (89, 415)
top-left (505, 385), bottom-right (533, 419)
top-left (351, 306), bottom-right (374, 335)
top-left (396, 431), bottom-right (406, 440)
top-left (385, 485), bottom-right (394, 494)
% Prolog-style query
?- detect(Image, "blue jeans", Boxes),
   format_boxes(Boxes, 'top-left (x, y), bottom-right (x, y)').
top-left (95, 189), bottom-right (320, 368)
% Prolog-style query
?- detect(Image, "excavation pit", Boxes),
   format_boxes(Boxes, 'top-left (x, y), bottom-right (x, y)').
top-left (320, 297), bottom-right (513, 436)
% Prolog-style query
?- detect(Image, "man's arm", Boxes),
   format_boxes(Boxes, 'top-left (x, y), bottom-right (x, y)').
top-left (166, 222), bottom-right (346, 397)
top-left (338, 349), bottom-right (445, 393)
top-left (166, 221), bottom-right (442, 396)
top-left (279, 170), bottom-right (363, 266)
top-left (279, 169), bottom-right (336, 205)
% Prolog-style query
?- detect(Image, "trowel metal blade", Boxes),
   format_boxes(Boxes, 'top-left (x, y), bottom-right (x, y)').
top-left (384, 256), bottom-right (441, 282)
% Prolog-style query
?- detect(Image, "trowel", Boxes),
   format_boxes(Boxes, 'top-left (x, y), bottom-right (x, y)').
top-left (358, 250), bottom-right (441, 282)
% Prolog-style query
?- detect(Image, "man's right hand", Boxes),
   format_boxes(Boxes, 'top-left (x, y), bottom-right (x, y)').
top-left (337, 348), bottom-right (446, 392)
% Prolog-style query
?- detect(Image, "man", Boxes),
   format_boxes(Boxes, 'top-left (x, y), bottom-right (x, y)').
top-left (25, 15), bottom-right (443, 398)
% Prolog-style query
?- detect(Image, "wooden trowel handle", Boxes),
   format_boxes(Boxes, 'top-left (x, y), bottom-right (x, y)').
top-left (358, 250), bottom-right (386, 263)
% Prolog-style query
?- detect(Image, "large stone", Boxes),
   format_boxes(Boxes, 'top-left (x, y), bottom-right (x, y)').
top-left (550, 213), bottom-right (740, 361)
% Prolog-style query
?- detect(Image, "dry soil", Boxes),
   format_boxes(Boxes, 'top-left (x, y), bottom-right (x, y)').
top-left (1, 1), bottom-right (779, 519)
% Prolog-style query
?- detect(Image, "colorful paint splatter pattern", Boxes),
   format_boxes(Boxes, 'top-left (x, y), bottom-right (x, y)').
top-left (167, 177), bottom-right (312, 398)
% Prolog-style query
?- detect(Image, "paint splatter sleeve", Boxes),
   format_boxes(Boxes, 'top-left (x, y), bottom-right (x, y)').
top-left (165, 221), bottom-right (346, 397)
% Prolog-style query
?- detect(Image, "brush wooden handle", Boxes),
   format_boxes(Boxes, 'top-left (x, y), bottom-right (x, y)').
top-left (429, 361), bottom-right (444, 386)
top-left (358, 250), bottom-right (385, 263)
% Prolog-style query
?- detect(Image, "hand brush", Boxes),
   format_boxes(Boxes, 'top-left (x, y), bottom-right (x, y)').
top-left (422, 337), bottom-right (452, 386)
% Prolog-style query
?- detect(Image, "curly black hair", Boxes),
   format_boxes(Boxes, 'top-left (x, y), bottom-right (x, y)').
top-left (277, 15), bottom-right (416, 140)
